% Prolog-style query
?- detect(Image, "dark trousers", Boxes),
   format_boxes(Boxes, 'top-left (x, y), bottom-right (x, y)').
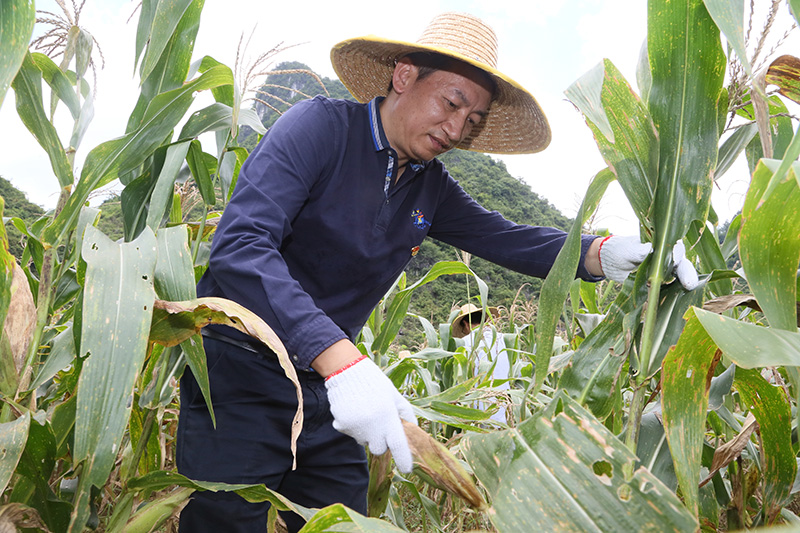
top-left (176, 336), bottom-right (369, 532)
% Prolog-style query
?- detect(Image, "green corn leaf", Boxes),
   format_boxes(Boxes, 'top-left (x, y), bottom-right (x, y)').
top-left (686, 220), bottom-right (732, 296)
top-left (791, 0), bottom-right (800, 25)
top-left (178, 102), bottom-right (233, 140)
top-left (74, 226), bottom-right (157, 490)
top-left (740, 160), bottom-right (800, 331)
top-left (693, 307), bottom-right (800, 367)
top-left (194, 55), bottom-right (235, 107)
top-left (300, 503), bottom-right (405, 532)
top-left (647, 0), bottom-right (726, 260)
top-left (717, 123), bottom-right (757, 180)
top-left (134, 0), bottom-right (155, 72)
top-left (11, 53), bottom-right (75, 189)
top-left (138, 0), bottom-right (194, 83)
top-left (0, 0), bottom-right (35, 108)
top-left (31, 53), bottom-right (81, 120)
top-left (559, 276), bottom-right (647, 420)
top-left (636, 412), bottom-right (677, 492)
top-left (126, 470), bottom-right (316, 522)
top-left (121, 171), bottom-right (156, 242)
top-left (566, 63), bottom-right (658, 232)
top-left (734, 368), bottom-right (796, 523)
top-left (153, 226), bottom-right (214, 424)
top-left (29, 324), bottom-right (75, 392)
top-left (239, 107), bottom-right (266, 135)
top-left (147, 142), bottom-right (191, 231)
top-left (186, 140), bottom-right (215, 207)
top-left (128, 0), bottom-right (204, 132)
top-left (73, 27), bottom-right (93, 81)
top-left (702, 0), bottom-right (753, 79)
top-left (0, 412), bottom-right (30, 494)
top-left (373, 261), bottom-right (488, 355)
top-left (531, 168), bottom-right (614, 402)
top-left (45, 64), bottom-right (233, 247)
top-left (69, 88), bottom-right (94, 152)
top-left (661, 307), bottom-right (721, 518)
top-left (462, 393), bottom-right (697, 532)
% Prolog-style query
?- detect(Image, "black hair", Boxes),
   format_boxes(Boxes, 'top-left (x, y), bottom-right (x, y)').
top-left (387, 52), bottom-right (498, 100)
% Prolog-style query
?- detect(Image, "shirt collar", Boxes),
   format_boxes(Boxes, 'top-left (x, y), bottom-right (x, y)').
top-left (367, 97), bottom-right (426, 173)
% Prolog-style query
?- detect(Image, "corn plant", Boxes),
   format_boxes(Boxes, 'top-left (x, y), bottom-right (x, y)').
top-left (3, 0), bottom-right (800, 532)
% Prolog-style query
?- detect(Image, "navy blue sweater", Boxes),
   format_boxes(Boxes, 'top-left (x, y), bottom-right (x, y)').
top-left (197, 96), bottom-right (599, 370)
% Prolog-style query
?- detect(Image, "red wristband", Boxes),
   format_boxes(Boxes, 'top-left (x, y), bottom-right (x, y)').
top-left (325, 354), bottom-right (368, 381)
top-left (597, 235), bottom-right (613, 271)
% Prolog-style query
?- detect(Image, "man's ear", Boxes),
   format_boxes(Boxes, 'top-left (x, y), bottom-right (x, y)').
top-left (391, 57), bottom-right (417, 94)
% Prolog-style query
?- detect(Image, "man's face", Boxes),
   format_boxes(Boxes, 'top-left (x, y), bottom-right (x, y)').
top-left (390, 61), bottom-right (493, 164)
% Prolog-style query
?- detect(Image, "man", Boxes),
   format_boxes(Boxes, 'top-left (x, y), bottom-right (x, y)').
top-left (176, 12), bottom-right (698, 532)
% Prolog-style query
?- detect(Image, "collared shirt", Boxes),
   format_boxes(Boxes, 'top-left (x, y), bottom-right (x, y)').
top-left (197, 96), bottom-right (600, 370)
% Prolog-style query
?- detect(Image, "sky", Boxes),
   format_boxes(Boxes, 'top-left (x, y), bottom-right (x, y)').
top-left (1, 0), bottom-right (798, 235)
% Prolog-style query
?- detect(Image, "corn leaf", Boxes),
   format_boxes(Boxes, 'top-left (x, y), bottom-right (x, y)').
top-left (531, 168), bottom-right (615, 402)
top-left (734, 368), bottom-right (796, 523)
top-left (45, 64), bottom-right (233, 246)
top-left (740, 160), bottom-right (800, 331)
top-left (702, 0), bottom-right (753, 79)
top-left (149, 296), bottom-right (303, 466)
top-left (372, 261), bottom-right (487, 355)
top-left (565, 62), bottom-right (658, 232)
top-left (147, 142), bottom-right (191, 231)
top-left (74, 226), bottom-right (157, 487)
top-left (686, 220), bottom-right (732, 296)
top-left (462, 393), bottom-right (697, 532)
top-left (647, 0), bottom-right (725, 257)
top-left (137, 0), bottom-right (194, 83)
top-left (153, 226), bottom-right (214, 424)
top-left (693, 307), bottom-right (800, 367)
top-left (767, 55), bottom-right (800, 105)
top-left (128, 0), bottom-right (204, 132)
top-left (0, 412), bottom-right (30, 495)
top-left (0, 0), bottom-right (35, 108)
top-left (178, 102), bottom-right (233, 140)
top-left (299, 503), bottom-right (405, 532)
top-left (661, 307), bottom-right (721, 518)
top-left (10, 53), bottom-right (75, 189)
top-left (791, 0), bottom-right (800, 25)
top-left (717, 123), bottom-right (757, 180)
top-left (559, 275), bottom-right (647, 419)
top-left (126, 470), bottom-right (316, 522)
top-left (31, 53), bottom-right (81, 120)
top-left (186, 140), bottom-right (215, 207)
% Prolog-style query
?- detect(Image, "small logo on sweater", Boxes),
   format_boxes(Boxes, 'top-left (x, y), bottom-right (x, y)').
top-left (411, 209), bottom-right (431, 230)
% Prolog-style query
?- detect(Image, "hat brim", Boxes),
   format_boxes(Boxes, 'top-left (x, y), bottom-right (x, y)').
top-left (331, 36), bottom-right (551, 154)
top-left (450, 305), bottom-right (500, 338)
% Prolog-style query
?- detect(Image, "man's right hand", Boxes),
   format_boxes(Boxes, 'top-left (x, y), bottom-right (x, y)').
top-left (323, 353), bottom-right (417, 473)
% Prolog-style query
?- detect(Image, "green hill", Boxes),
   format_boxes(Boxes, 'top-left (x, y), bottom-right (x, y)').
top-left (0, 176), bottom-right (45, 260)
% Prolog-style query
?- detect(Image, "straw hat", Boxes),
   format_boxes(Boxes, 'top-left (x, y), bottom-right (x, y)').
top-left (330, 12), bottom-right (551, 154)
top-left (451, 304), bottom-right (500, 339)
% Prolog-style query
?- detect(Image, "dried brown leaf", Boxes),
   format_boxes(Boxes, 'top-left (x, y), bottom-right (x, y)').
top-left (699, 413), bottom-right (758, 487)
top-left (3, 263), bottom-right (35, 378)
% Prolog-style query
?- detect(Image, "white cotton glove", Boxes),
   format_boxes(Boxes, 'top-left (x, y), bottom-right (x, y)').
top-left (325, 357), bottom-right (417, 473)
top-left (598, 235), bottom-right (700, 290)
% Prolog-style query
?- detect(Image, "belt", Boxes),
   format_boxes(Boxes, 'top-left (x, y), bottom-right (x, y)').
top-left (201, 327), bottom-right (277, 360)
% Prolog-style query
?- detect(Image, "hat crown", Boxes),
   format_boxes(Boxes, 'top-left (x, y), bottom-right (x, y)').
top-left (417, 12), bottom-right (499, 69)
